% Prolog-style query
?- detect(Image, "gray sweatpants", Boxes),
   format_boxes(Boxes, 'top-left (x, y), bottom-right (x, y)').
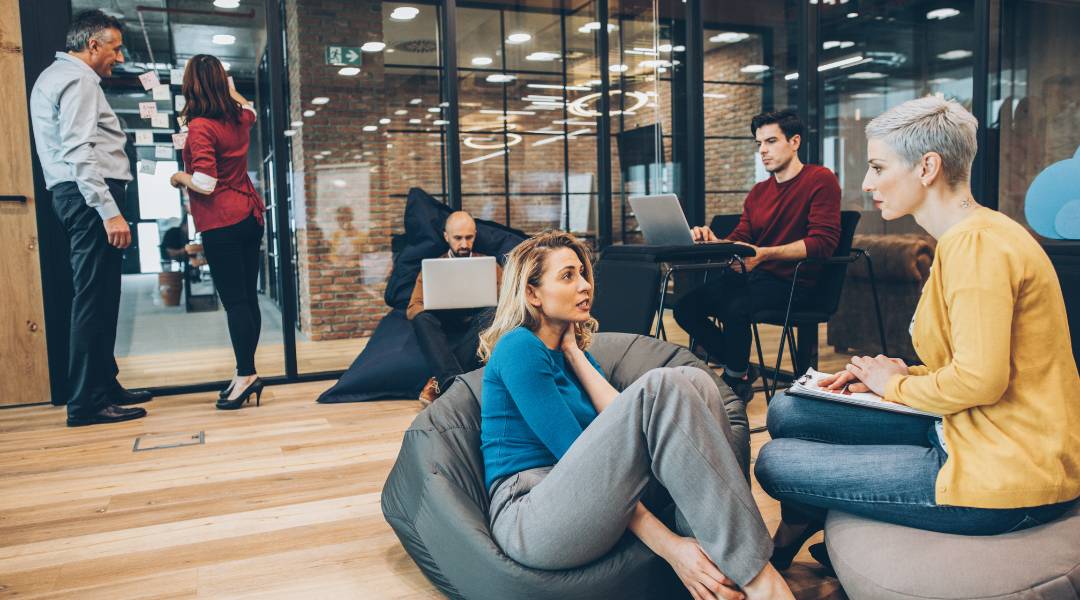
top-left (488, 366), bottom-right (773, 587)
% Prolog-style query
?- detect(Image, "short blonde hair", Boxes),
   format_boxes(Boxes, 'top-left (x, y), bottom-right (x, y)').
top-left (478, 231), bottom-right (598, 362)
top-left (865, 96), bottom-right (978, 187)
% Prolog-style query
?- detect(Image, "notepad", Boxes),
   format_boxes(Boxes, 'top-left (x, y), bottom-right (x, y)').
top-left (786, 368), bottom-right (938, 418)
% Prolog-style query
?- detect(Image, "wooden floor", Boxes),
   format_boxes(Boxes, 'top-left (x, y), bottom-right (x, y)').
top-left (1, 321), bottom-right (850, 599)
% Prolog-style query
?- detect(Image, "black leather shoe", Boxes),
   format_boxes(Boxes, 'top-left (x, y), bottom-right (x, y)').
top-left (111, 388), bottom-right (154, 405)
top-left (67, 404), bottom-right (147, 427)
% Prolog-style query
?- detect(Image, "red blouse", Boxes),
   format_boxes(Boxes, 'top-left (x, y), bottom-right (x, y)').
top-left (182, 106), bottom-right (266, 232)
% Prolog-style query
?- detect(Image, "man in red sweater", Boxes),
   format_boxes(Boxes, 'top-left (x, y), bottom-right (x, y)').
top-left (674, 109), bottom-right (841, 402)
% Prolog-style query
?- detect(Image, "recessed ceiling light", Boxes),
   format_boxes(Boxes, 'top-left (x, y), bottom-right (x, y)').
top-left (658, 43), bottom-right (672, 52)
top-left (363, 125), bottom-right (378, 132)
top-left (709, 32), bottom-right (749, 44)
top-left (472, 56), bottom-right (493, 66)
top-left (213, 0), bottom-right (240, 8)
top-left (741, 64), bottom-right (770, 73)
top-left (937, 49), bottom-right (972, 60)
top-left (785, 72), bottom-right (799, 80)
top-left (409, 98), bottom-right (422, 105)
top-left (927, 8), bottom-right (960, 20)
top-left (283, 129), bottom-right (296, 136)
top-left (506, 33), bottom-right (532, 44)
top-left (290, 120), bottom-right (303, 127)
top-left (486, 74), bottom-right (516, 83)
top-left (312, 97), bottom-right (330, 105)
top-left (526, 52), bottom-right (560, 62)
top-left (823, 40), bottom-right (855, 50)
top-left (849, 71), bottom-right (886, 79)
top-left (433, 119), bottom-right (449, 125)
top-left (212, 34), bottom-right (236, 45)
top-left (361, 41), bottom-right (386, 52)
top-left (338, 67), bottom-right (360, 76)
top-left (409, 118), bottom-right (422, 124)
top-left (379, 118), bottom-right (391, 124)
top-left (427, 107), bottom-right (442, 113)
top-left (394, 109), bottom-right (408, 115)
top-left (390, 6), bottom-right (419, 21)
top-left (303, 109), bottom-right (315, 117)
top-left (578, 22), bottom-right (617, 33)
top-left (847, 12), bottom-right (859, 18)
top-left (672, 45), bottom-right (686, 52)
top-left (609, 63), bottom-right (628, 72)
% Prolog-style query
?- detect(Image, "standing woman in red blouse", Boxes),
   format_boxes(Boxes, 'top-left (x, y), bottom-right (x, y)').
top-left (170, 54), bottom-right (266, 410)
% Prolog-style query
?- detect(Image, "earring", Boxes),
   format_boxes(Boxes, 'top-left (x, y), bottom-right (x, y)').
top-left (961, 198), bottom-right (971, 209)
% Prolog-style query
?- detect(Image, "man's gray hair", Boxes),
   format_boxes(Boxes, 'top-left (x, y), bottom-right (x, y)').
top-left (865, 96), bottom-right (978, 187)
top-left (66, 10), bottom-right (123, 53)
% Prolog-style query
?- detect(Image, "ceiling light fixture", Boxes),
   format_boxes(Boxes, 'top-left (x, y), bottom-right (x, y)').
top-left (818, 55), bottom-right (866, 71)
top-left (338, 67), bottom-right (360, 76)
top-left (927, 8), bottom-right (960, 20)
top-left (390, 6), bottom-right (419, 21)
top-left (609, 63), bottom-right (629, 72)
top-left (527, 83), bottom-right (591, 91)
top-left (567, 90), bottom-right (648, 118)
top-left (709, 32), bottom-right (749, 44)
top-left (486, 73), bottom-right (516, 83)
top-left (526, 52), bottom-right (561, 62)
top-left (363, 125), bottom-right (378, 132)
top-left (849, 71), bottom-right (886, 79)
top-left (937, 49), bottom-right (972, 60)
top-left (291, 120), bottom-right (303, 127)
top-left (394, 109), bottom-right (408, 115)
top-left (472, 56), bottom-right (493, 66)
top-left (213, 0), bottom-right (240, 8)
top-left (463, 132), bottom-right (522, 150)
top-left (506, 33), bottom-right (532, 44)
top-left (847, 12), bottom-right (859, 18)
top-left (740, 64), bottom-right (770, 73)
top-left (784, 72), bottom-right (799, 80)
top-left (361, 41), bottom-right (386, 52)
top-left (283, 129), bottom-right (296, 136)
top-left (303, 109), bottom-right (315, 117)
top-left (379, 118), bottom-right (391, 124)
top-left (312, 97), bottom-right (330, 105)
top-left (212, 34), bottom-right (236, 45)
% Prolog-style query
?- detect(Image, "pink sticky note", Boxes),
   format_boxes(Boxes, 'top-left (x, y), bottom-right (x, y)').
top-left (172, 132), bottom-right (188, 149)
top-left (139, 102), bottom-right (158, 119)
top-left (139, 71), bottom-right (160, 91)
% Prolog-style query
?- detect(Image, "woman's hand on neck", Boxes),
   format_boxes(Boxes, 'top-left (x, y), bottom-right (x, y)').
top-left (534, 316), bottom-right (569, 351)
top-left (913, 183), bottom-right (979, 239)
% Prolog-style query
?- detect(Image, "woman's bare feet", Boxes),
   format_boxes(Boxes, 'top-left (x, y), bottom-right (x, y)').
top-left (742, 562), bottom-right (795, 600)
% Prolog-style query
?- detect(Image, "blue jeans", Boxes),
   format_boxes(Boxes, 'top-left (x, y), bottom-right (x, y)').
top-left (754, 391), bottom-right (1076, 536)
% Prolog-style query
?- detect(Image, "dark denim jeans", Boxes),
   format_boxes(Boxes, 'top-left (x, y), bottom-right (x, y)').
top-left (755, 391), bottom-right (1076, 535)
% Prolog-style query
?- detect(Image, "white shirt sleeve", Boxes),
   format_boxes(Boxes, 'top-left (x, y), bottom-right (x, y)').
top-left (190, 171), bottom-right (218, 194)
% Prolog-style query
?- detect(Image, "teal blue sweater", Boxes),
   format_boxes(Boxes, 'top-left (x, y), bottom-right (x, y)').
top-left (480, 327), bottom-right (605, 490)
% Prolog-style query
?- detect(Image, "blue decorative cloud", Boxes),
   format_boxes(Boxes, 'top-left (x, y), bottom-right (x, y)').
top-left (1025, 145), bottom-right (1080, 239)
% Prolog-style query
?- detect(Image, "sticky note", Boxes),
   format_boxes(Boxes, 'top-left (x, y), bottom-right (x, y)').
top-left (151, 113), bottom-right (169, 128)
top-left (170, 68), bottom-right (184, 85)
top-left (139, 160), bottom-right (156, 174)
top-left (174, 95), bottom-right (186, 111)
top-left (139, 102), bottom-right (158, 119)
top-left (134, 130), bottom-right (154, 145)
top-left (172, 132), bottom-right (188, 149)
top-left (155, 145), bottom-right (173, 159)
top-left (139, 71), bottom-right (160, 90)
top-left (152, 84), bottom-right (170, 101)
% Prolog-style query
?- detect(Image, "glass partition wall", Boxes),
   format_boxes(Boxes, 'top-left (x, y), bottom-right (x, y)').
top-left (42, 0), bottom-right (1073, 394)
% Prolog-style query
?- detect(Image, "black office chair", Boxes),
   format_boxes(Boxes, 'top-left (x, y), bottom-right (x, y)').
top-left (751, 210), bottom-right (888, 400)
top-left (591, 251), bottom-right (662, 336)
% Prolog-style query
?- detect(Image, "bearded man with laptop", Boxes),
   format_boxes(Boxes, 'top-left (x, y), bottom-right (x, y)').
top-left (408, 211), bottom-right (501, 406)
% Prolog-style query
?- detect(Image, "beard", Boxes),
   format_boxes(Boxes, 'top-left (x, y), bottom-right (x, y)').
top-left (449, 247), bottom-right (472, 258)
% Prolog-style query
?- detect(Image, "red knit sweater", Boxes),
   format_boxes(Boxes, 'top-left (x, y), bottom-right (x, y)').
top-left (727, 164), bottom-right (841, 286)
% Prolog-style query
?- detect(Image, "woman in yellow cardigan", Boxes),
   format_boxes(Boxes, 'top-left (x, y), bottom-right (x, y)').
top-left (755, 96), bottom-right (1080, 570)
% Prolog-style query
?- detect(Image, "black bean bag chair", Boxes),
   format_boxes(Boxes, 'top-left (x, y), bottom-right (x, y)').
top-left (318, 188), bottom-right (527, 403)
top-left (381, 332), bottom-right (751, 599)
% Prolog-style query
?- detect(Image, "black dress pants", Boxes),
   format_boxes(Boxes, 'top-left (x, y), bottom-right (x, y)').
top-left (201, 215), bottom-right (263, 376)
top-left (51, 180), bottom-right (126, 418)
top-left (412, 307), bottom-right (494, 391)
top-left (673, 268), bottom-right (808, 373)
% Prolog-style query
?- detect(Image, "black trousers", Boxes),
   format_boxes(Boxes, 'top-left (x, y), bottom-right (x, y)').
top-left (412, 307), bottom-right (494, 391)
top-left (202, 215), bottom-right (263, 376)
top-left (673, 268), bottom-right (808, 374)
top-left (51, 180), bottom-right (126, 418)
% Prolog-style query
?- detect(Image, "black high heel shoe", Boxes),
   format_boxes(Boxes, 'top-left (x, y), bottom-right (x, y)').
top-left (218, 381), bottom-right (235, 400)
top-left (216, 378), bottom-right (264, 410)
top-left (769, 521), bottom-right (824, 570)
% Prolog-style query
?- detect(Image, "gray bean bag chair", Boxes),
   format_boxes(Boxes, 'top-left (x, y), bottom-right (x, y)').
top-left (825, 502), bottom-right (1080, 599)
top-left (381, 332), bottom-right (750, 600)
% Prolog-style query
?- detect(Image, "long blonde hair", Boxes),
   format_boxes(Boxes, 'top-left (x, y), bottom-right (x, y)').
top-left (478, 231), bottom-right (599, 362)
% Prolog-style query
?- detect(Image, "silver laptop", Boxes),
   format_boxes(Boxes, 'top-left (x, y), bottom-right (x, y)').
top-left (422, 256), bottom-right (498, 310)
top-left (628, 194), bottom-right (695, 245)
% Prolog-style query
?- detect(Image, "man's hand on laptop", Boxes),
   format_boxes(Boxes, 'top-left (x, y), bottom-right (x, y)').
top-left (689, 226), bottom-right (719, 243)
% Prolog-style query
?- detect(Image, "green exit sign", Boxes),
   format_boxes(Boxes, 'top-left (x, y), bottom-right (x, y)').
top-left (325, 46), bottom-right (362, 67)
